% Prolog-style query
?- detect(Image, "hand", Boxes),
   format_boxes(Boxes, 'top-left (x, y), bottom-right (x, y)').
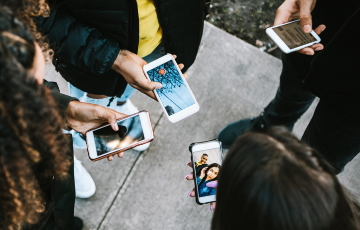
top-left (111, 50), bottom-right (187, 100)
top-left (66, 101), bottom-right (127, 161)
top-left (185, 162), bottom-right (216, 211)
top-left (274, 0), bottom-right (326, 55)
top-left (200, 166), bottom-right (208, 179)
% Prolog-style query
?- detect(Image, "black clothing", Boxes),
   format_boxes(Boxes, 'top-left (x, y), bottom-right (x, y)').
top-left (37, 0), bottom-right (209, 97)
top-left (195, 163), bottom-right (208, 177)
top-left (44, 80), bottom-right (78, 120)
top-left (262, 0), bottom-right (360, 172)
top-left (24, 135), bottom-right (75, 230)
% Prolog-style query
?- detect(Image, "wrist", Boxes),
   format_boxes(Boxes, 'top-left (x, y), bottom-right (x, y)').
top-left (111, 49), bottom-right (127, 73)
top-left (66, 101), bottom-right (81, 128)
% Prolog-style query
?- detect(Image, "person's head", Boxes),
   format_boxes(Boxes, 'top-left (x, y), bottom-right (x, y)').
top-left (200, 154), bottom-right (208, 164)
top-left (0, 7), bottom-right (70, 230)
top-left (0, 6), bottom-right (45, 84)
top-left (212, 127), bottom-right (360, 230)
top-left (201, 163), bottom-right (220, 183)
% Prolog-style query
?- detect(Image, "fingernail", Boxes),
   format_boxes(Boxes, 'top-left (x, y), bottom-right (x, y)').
top-left (321, 26), bottom-right (326, 31)
top-left (187, 191), bottom-right (192, 198)
top-left (186, 161), bottom-right (191, 166)
top-left (113, 125), bottom-right (119, 131)
top-left (303, 25), bottom-right (311, 33)
top-left (314, 47), bottom-right (323, 51)
top-left (305, 51), bottom-right (313, 55)
top-left (184, 173), bottom-right (191, 180)
top-left (210, 205), bottom-right (213, 211)
top-left (155, 83), bottom-right (162, 89)
top-left (206, 181), bottom-right (218, 188)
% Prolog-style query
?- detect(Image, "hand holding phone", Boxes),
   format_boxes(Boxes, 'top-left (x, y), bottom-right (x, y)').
top-left (266, 20), bottom-right (322, 53)
top-left (144, 54), bottom-right (199, 123)
top-left (86, 111), bottom-right (154, 161)
top-left (272, 0), bottom-right (326, 55)
top-left (186, 140), bottom-right (223, 210)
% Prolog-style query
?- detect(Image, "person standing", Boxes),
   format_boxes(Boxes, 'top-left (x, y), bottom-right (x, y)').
top-left (218, 0), bottom-right (360, 173)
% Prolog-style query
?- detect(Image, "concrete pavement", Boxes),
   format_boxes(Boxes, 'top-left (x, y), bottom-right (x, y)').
top-left (45, 22), bottom-right (360, 230)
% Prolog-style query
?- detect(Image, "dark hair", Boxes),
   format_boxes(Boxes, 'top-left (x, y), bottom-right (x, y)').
top-left (0, 8), bottom-right (70, 230)
top-left (0, 7), bottom-right (35, 69)
top-left (200, 163), bottom-right (220, 186)
top-left (0, 0), bottom-right (52, 60)
top-left (202, 153), bottom-right (208, 157)
top-left (212, 127), bottom-right (360, 230)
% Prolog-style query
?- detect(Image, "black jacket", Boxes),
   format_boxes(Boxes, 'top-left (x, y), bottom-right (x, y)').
top-left (286, 0), bottom-right (360, 117)
top-left (37, 0), bottom-right (210, 97)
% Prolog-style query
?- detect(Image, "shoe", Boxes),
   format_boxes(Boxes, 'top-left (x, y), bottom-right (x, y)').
top-left (73, 216), bottom-right (84, 230)
top-left (116, 99), bottom-right (139, 115)
top-left (116, 100), bottom-right (150, 152)
top-left (74, 156), bottom-right (96, 198)
top-left (71, 130), bottom-right (87, 150)
top-left (217, 113), bottom-right (266, 148)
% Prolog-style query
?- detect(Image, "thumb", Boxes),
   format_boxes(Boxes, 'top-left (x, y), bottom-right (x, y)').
top-left (134, 78), bottom-right (162, 92)
top-left (299, 0), bottom-right (313, 33)
top-left (206, 181), bottom-right (218, 188)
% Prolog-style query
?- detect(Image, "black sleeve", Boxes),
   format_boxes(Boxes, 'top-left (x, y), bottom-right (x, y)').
top-left (37, 6), bottom-right (121, 75)
top-left (43, 80), bottom-right (78, 120)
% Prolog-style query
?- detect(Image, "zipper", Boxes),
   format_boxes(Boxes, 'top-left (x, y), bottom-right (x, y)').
top-left (302, 7), bottom-right (360, 84)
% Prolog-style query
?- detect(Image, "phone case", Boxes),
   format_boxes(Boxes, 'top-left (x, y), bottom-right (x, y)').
top-left (189, 139), bottom-right (223, 205)
top-left (86, 111), bottom-right (154, 162)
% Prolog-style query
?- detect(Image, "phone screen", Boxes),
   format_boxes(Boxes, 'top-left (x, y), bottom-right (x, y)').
top-left (146, 60), bottom-right (195, 116)
top-left (193, 147), bottom-right (221, 198)
top-left (93, 115), bottom-right (144, 156)
top-left (273, 21), bottom-right (317, 49)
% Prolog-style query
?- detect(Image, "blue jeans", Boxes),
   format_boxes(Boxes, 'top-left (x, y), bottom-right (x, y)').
top-left (68, 42), bottom-right (166, 105)
top-left (262, 53), bottom-right (360, 172)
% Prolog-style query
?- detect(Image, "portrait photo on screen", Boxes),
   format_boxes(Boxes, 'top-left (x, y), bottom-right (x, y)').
top-left (93, 115), bottom-right (144, 156)
top-left (146, 60), bottom-right (195, 116)
top-left (193, 148), bottom-right (221, 197)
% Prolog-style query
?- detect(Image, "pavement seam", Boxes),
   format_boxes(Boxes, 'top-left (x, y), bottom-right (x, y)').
top-left (96, 113), bottom-right (164, 230)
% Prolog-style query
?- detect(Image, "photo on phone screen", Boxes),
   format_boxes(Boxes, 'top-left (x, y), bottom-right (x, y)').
top-left (273, 21), bottom-right (317, 49)
top-left (93, 115), bottom-right (144, 156)
top-left (146, 60), bottom-right (195, 116)
top-left (193, 148), bottom-right (221, 197)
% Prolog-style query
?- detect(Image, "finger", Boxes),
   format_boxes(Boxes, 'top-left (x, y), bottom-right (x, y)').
top-left (187, 161), bottom-right (193, 168)
top-left (183, 73), bottom-right (188, 79)
top-left (297, 47), bottom-right (315, 55)
top-left (187, 189), bottom-right (195, 198)
top-left (184, 172), bottom-right (194, 180)
top-left (313, 24), bottom-right (326, 35)
top-left (117, 152), bottom-right (124, 158)
top-left (273, 3), bottom-right (294, 26)
top-left (107, 155), bottom-right (113, 161)
top-left (206, 181), bottom-right (218, 188)
top-left (299, 0), bottom-right (314, 33)
top-left (172, 54), bottom-right (177, 59)
top-left (310, 43), bottom-right (324, 51)
top-left (210, 202), bottom-right (216, 211)
top-left (137, 87), bottom-right (158, 101)
top-left (178, 63), bottom-right (184, 70)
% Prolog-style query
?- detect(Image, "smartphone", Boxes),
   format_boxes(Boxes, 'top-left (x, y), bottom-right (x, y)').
top-left (86, 111), bottom-right (154, 161)
top-left (266, 19), bottom-right (321, 53)
top-left (189, 140), bottom-right (223, 205)
top-left (143, 54), bottom-right (199, 123)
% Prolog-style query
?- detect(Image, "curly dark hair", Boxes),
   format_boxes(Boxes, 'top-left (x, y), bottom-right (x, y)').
top-left (0, 8), bottom-right (70, 230)
top-left (0, 0), bottom-right (52, 61)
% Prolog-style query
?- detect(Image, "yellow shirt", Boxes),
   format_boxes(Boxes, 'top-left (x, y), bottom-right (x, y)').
top-left (137, 0), bottom-right (163, 58)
